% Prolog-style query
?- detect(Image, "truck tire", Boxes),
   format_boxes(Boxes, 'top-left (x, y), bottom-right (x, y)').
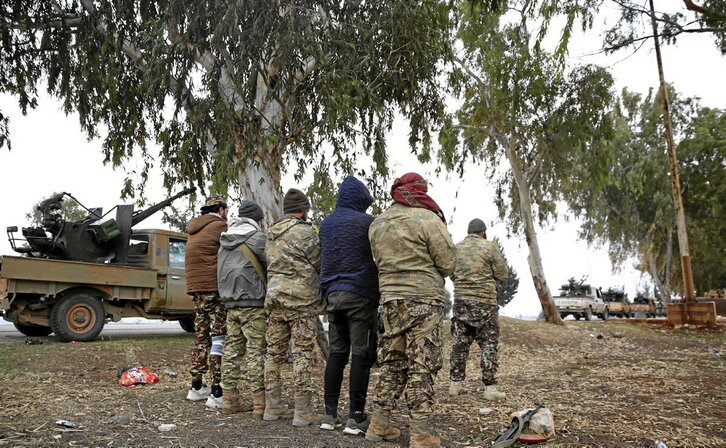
top-left (13, 323), bottom-right (53, 337)
top-left (574, 314), bottom-right (581, 321)
top-left (50, 294), bottom-right (106, 342)
top-left (178, 317), bottom-right (195, 333)
top-left (584, 307), bottom-right (593, 321)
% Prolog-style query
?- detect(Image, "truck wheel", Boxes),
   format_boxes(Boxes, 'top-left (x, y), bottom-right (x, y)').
top-left (13, 323), bottom-right (53, 337)
top-left (574, 314), bottom-right (581, 321)
top-left (50, 294), bottom-right (106, 342)
top-left (178, 317), bottom-right (195, 333)
top-left (601, 309), bottom-right (609, 321)
top-left (584, 307), bottom-right (593, 321)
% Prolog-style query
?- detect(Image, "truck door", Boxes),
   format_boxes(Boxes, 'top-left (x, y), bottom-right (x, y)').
top-left (167, 238), bottom-right (193, 311)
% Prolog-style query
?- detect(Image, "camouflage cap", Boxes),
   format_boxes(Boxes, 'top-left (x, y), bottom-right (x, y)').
top-left (204, 194), bottom-right (227, 208)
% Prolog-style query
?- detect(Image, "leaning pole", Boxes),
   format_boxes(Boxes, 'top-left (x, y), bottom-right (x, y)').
top-left (648, 0), bottom-right (715, 325)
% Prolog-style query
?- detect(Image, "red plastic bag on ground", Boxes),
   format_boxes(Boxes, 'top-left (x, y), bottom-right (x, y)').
top-left (118, 367), bottom-right (160, 386)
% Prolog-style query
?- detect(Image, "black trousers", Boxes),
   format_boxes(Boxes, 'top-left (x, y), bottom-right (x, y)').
top-left (323, 290), bottom-right (378, 417)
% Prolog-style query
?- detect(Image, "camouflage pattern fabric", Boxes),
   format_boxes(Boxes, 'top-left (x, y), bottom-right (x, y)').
top-left (370, 299), bottom-right (443, 420)
top-left (221, 308), bottom-right (267, 394)
top-left (190, 292), bottom-right (227, 386)
top-left (452, 234), bottom-right (508, 304)
top-left (264, 309), bottom-right (318, 395)
top-left (368, 204), bottom-right (456, 304)
top-left (450, 299), bottom-right (499, 385)
top-left (265, 216), bottom-right (323, 313)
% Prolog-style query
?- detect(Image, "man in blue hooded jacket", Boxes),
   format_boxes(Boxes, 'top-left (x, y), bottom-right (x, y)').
top-left (318, 176), bottom-right (380, 435)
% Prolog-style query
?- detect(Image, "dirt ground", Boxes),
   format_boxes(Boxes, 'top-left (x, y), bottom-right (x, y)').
top-left (0, 317), bottom-right (723, 448)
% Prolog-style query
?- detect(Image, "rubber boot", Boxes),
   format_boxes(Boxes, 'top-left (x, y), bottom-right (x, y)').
top-left (263, 388), bottom-right (293, 421)
top-left (292, 394), bottom-right (323, 427)
top-left (252, 390), bottom-right (266, 420)
top-left (409, 418), bottom-right (441, 448)
top-left (365, 411), bottom-right (401, 442)
top-left (448, 381), bottom-right (465, 396)
top-left (481, 385), bottom-right (506, 401)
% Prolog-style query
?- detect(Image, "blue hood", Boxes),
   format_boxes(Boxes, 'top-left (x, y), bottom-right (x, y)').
top-left (336, 176), bottom-right (374, 212)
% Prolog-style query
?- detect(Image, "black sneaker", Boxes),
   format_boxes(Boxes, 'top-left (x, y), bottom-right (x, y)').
top-left (343, 414), bottom-right (369, 435)
top-left (320, 414), bottom-right (342, 430)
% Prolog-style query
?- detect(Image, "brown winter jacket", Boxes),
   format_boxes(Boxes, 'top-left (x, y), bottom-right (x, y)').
top-left (185, 214), bottom-right (228, 293)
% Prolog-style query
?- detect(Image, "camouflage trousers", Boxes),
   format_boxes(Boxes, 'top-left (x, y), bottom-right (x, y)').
top-left (370, 299), bottom-right (443, 420)
top-left (190, 292), bottom-right (227, 387)
top-left (221, 307), bottom-right (267, 394)
top-left (264, 308), bottom-right (318, 396)
top-left (450, 299), bottom-right (499, 385)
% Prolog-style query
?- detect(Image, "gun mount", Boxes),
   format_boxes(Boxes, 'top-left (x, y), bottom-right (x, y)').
top-left (7, 187), bottom-right (195, 264)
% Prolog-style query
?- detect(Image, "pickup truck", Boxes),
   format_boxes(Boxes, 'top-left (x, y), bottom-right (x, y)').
top-left (555, 279), bottom-right (607, 321)
top-left (601, 288), bottom-right (632, 318)
top-left (0, 229), bottom-right (194, 341)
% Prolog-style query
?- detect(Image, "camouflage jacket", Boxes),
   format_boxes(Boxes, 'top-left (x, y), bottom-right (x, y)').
top-left (369, 203), bottom-right (456, 304)
top-left (453, 234), bottom-right (508, 304)
top-left (265, 215), bottom-right (323, 313)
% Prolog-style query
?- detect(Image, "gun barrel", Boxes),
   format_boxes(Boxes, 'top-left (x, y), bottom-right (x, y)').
top-left (130, 187), bottom-right (196, 227)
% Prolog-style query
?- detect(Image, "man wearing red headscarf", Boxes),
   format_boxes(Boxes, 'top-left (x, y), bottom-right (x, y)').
top-left (366, 173), bottom-right (456, 448)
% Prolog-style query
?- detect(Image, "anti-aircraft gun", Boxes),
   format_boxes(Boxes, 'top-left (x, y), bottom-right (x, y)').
top-left (7, 188), bottom-right (195, 264)
top-left (1, 187), bottom-right (199, 342)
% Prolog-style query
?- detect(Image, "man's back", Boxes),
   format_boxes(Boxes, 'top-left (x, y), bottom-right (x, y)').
top-left (453, 235), bottom-right (508, 303)
top-left (369, 203), bottom-right (456, 303)
top-left (186, 214), bottom-right (227, 293)
top-left (320, 176), bottom-right (378, 301)
top-left (266, 215), bottom-right (322, 311)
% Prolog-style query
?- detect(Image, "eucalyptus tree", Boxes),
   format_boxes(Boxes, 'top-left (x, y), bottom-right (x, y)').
top-left (1, 1), bottom-right (454, 221)
top-left (601, 0), bottom-right (726, 54)
top-left (570, 88), bottom-right (724, 298)
top-left (439, 1), bottom-right (615, 324)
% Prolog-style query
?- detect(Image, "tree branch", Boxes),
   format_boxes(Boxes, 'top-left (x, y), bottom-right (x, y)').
top-left (683, 0), bottom-right (726, 21)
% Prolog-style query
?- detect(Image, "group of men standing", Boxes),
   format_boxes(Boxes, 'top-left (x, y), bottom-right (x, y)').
top-left (183, 173), bottom-right (509, 448)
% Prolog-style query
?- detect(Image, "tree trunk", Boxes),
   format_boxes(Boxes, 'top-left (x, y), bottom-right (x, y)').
top-left (237, 157), bottom-right (283, 224)
top-left (236, 68), bottom-right (286, 225)
top-left (503, 141), bottom-right (563, 325)
top-left (647, 253), bottom-right (670, 303)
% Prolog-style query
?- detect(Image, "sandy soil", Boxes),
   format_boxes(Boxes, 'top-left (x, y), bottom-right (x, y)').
top-left (0, 317), bottom-right (723, 447)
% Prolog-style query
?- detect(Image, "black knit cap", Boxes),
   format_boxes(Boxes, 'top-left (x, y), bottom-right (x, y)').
top-left (468, 218), bottom-right (487, 234)
top-left (283, 188), bottom-right (310, 214)
top-left (238, 200), bottom-right (264, 222)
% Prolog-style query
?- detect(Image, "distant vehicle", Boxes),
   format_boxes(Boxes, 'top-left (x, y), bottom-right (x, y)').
top-left (555, 277), bottom-right (607, 321)
top-left (631, 294), bottom-right (666, 318)
top-left (1, 189), bottom-right (196, 341)
top-left (601, 288), bottom-right (632, 318)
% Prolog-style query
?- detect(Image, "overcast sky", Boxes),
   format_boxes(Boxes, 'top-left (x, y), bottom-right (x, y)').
top-left (1, 7), bottom-right (723, 317)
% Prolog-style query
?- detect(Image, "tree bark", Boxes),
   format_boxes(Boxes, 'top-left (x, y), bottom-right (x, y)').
top-left (647, 253), bottom-right (670, 303)
top-left (503, 140), bottom-right (564, 325)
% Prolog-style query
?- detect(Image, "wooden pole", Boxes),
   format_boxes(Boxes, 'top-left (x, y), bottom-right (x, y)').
top-left (648, 0), bottom-right (696, 302)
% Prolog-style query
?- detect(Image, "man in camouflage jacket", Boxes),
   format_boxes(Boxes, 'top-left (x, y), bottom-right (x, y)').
top-left (448, 218), bottom-right (509, 401)
top-left (366, 173), bottom-right (456, 448)
top-left (263, 188), bottom-right (324, 427)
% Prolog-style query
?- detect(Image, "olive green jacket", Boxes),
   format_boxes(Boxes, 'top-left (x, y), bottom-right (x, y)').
top-left (265, 215), bottom-right (323, 313)
top-left (453, 234), bottom-right (508, 305)
top-left (369, 203), bottom-right (456, 304)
